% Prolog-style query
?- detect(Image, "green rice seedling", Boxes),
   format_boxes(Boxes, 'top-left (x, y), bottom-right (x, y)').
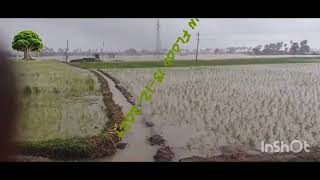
top-left (15, 60), bottom-right (107, 142)
top-left (104, 63), bottom-right (320, 157)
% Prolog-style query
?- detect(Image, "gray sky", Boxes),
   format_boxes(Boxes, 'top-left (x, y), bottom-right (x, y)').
top-left (1, 18), bottom-right (320, 51)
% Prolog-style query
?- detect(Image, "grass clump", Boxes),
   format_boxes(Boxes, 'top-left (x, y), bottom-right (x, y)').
top-left (17, 135), bottom-right (117, 160)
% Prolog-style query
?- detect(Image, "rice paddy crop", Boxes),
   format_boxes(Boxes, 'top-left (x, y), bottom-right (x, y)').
top-left (15, 60), bottom-right (108, 142)
top-left (103, 63), bottom-right (320, 157)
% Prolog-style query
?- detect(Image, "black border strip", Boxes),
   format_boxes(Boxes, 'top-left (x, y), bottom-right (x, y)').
top-left (0, 1), bottom-right (319, 18)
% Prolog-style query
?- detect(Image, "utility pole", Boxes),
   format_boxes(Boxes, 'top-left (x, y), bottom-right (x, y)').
top-left (66, 40), bottom-right (69, 62)
top-left (195, 32), bottom-right (200, 63)
top-left (101, 41), bottom-right (104, 58)
top-left (155, 18), bottom-right (161, 59)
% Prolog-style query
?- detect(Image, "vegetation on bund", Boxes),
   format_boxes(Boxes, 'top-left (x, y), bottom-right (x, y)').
top-left (15, 61), bottom-right (123, 160)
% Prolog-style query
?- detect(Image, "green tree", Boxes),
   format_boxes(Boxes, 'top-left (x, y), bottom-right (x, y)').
top-left (252, 45), bottom-right (262, 55)
top-left (12, 30), bottom-right (44, 60)
top-left (284, 43), bottom-right (288, 53)
top-left (276, 42), bottom-right (283, 52)
top-left (300, 40), bottom-right (310, 55)
top-left (290, 42), bottom-right (299, 54)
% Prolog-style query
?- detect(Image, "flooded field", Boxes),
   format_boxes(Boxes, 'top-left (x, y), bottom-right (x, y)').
top-left (104, 63), bottom-right (320, 159)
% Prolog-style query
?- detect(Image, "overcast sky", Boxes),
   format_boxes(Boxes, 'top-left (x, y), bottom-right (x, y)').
top-left (1, 18), bottom-right (320, 51)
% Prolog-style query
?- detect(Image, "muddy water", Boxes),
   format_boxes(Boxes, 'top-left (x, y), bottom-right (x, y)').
top-left (92, 70), bottom-right (158, 162)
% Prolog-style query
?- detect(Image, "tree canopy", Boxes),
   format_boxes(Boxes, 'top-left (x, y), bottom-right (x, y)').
top-left (12, 30), bottom-right (44, 60)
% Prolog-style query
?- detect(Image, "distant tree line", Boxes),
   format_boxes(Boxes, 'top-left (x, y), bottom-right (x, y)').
top-left (211, 40), bottom-right (319, 55)
top-left (251, 40), bottom-right (312, 55)
top-left (8, 39), bottom-right (320, 58)
top-left (37, 47), bottom-right (154, 57)
top-left (19, 47), bottom-right (196, 57)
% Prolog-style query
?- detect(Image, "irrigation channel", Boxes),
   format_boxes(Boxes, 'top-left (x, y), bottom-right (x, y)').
top-left (91, 70), bottom-right (158, 161)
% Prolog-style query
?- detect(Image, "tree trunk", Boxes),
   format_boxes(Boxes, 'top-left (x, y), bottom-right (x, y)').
top-left (28, 54), bottom-right (32, 60)
top-left (23, 49), bottom-right (28, 60)
top-left (23, 48), bottom-right (33, 61)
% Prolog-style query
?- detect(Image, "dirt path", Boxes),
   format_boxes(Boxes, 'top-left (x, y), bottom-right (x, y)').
top-left (92, 70), bottom-right (158, 162)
